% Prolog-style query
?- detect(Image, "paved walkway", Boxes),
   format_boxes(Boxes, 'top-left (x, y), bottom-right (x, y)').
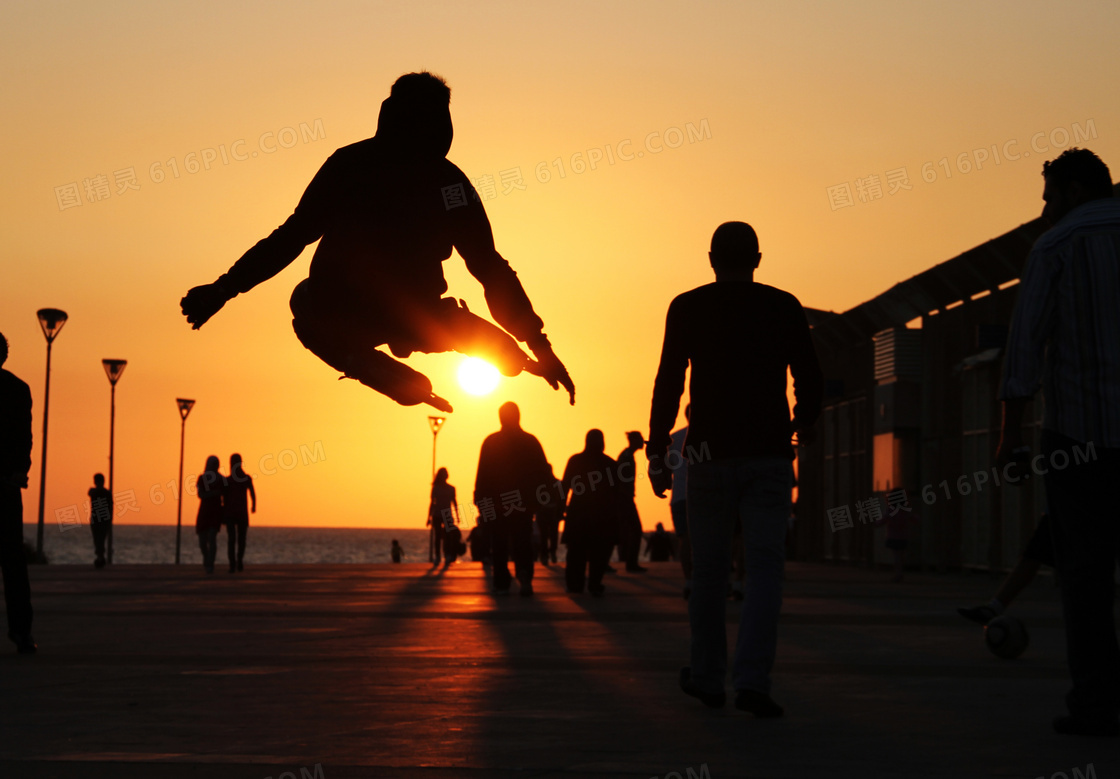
top-left (0, 561), bottom-right (1113, 779)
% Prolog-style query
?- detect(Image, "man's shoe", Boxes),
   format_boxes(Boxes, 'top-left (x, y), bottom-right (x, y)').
top-left (11, 634), bottom-right (37, 654)
top-left (679, 667), bottom-right (725, 708)
top-left (229, 564), bottom-right (236, 573)
top-left (604, 565), bottom-right (617, 574)
top-left (589, 585), bottom-right (605, 598)
top-left (94, 557), bottom-right (106, 569)
top-left (735, 689), bottom-right (784, 718)
top-left (957, 605), bottom-right (997, 626)
top-left (237, 560), bottom-right (244, 572)
top-left (1053, 715), bottom-right (1119, 737)
top-left (626, 565), bottom-right (648, 573)
top-left (519, 583), bottom-right (534, 597)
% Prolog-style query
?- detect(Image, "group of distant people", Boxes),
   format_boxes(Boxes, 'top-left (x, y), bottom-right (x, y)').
top-left (449, 403), bottom-right (677, 597)
top-left (193, 454), bottom-right (256, 574)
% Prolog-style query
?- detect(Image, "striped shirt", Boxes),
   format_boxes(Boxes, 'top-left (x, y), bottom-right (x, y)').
top-left (1000, 197), bottom-right (1120, 447)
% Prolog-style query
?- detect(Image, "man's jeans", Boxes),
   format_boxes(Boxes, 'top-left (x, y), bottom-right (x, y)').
top-left (686, 456), bottom-right (792, 695)
top-left (1043, 431), bottom-right (1120, 723)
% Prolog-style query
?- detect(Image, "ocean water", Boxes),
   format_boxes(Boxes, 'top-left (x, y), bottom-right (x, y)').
top-left (28, 524), bottom-right (438, 565)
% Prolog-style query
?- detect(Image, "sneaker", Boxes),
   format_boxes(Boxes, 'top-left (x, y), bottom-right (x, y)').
top-left (735, 689), bottom-right (783, 718)
top-left (957, 605), bottom-right (997, 626)
top-left (1052, 715), bottom-right (1119, 737)
top-left (679, 667), bottom-right (725, 708)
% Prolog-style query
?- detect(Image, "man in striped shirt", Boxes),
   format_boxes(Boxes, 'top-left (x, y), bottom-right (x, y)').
top-left (998, 147), bottom-right (1120, 737)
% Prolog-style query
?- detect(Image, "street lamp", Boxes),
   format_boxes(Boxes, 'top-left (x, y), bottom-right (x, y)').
top-left (35, 308), bottom-right (67, 560)
top-left (174, 398), bottom-right (195, 564)
top-left (102, 359), bottom-right (126, 564)
top-left (427, 415), bottom-right (446, 562)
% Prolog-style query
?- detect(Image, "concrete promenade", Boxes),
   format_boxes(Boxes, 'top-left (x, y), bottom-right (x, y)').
top-left (0, 561), bottom-right (1113, 779)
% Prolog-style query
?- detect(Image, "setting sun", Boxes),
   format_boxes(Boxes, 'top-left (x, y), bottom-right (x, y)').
top-left (457, 357), bottom-right (500, 395)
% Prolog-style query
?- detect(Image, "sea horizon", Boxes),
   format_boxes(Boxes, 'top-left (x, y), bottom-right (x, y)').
top-left (25, 524), bottom-right (440, 566)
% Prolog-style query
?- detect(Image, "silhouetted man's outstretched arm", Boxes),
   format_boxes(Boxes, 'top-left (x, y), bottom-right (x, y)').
top-left (181, 154), bottom-right (338, 329)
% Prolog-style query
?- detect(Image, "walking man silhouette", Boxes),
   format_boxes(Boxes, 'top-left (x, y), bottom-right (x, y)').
top-left (997, 148), bottom-right (1120, 737)
top-left (181, 72), bottom-right (574, 413)
top-left (647, 222), bottom-right (822, 717)
top-left (474, 402), bottom-right (551, 595)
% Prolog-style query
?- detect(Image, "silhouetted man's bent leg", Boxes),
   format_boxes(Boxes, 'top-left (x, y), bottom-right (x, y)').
top-left (290, 281), bottom-right (453, 412)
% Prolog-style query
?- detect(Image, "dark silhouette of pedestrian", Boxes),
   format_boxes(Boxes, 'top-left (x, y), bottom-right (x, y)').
top-left (616, 431), bottom-right (647, 573)
top-left (223, 454), bottom-right (255, 573)
top-left (428, 467), bottom-right (458, 564)
top-left (561, 429), bottom-right (621, 597)
top-left (432, 468), bottom-right (462, 564)
top-left (0, 333), bottom-right (36, 653)
top-left (196, 456), bottom-right (224, 574)
top-left (474, 402), bottom-right (551, 595)
top-left (181, 72), bottom-right (574, 414)
top-left (997, 148), bottom-right (1120, 737)
top-left (87, 473), bottom-right (112, 569)
top-left (390, 539), bottom-right (403, 563)
top-left (645, 522), bottom-right (676, 562)
top-left (647, 221), bottom-right (823, 717)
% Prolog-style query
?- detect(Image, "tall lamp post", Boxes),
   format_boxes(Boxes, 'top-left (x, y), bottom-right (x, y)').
top-left (174, 398), bottom-right (195, 564)
top-left (101, 359), bottom-right (127, 564)
top-left (427, 415), bottom-right (446, 562)
top-left (35, 308), bottom-right (68, 560)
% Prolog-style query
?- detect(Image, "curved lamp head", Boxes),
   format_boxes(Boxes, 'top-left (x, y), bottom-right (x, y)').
top-left (37, 308), bottom-right (68, 343)
top-left (428, 416), bottom-right (446, 435)
top-left (176, 398), bottom-right (196, 421)
top-left (102, 359), bottom-right (127, 385)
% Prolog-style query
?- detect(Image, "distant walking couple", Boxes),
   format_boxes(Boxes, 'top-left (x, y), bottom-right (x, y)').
top-left (196, 454), bottom-right (257, 574)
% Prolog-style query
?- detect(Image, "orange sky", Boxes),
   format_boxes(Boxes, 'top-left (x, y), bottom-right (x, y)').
top-left (2, 1), bottom-right (1118, 547)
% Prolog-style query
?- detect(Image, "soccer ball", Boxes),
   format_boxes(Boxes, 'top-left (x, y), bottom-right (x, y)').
top-left (984, 615), bottom-right (1029, 659)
